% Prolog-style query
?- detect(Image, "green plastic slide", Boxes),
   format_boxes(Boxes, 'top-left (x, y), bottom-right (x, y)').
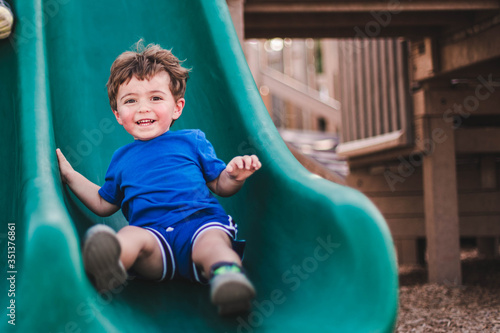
top-left (0, 0), bottom-right (398, 332)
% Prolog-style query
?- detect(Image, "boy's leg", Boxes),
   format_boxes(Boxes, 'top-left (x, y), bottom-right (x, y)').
top-left (116, 226), bottom-right (164, 280)
top-left (83, 225), bottom-right (164, 292)
top-left (192, 228), bottom-right (255, 315)
top-left (191, 228), bottom-right (241, 277)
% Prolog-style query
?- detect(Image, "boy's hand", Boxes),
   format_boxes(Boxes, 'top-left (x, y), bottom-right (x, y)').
top-left (55, 148), bottom-right (120, 216)
top-left (207, 155), bottom-right (261, 197)
top-left (225, 155), bottom-right (262, 182)
top-left (56, 148), bottom-right (74, 184)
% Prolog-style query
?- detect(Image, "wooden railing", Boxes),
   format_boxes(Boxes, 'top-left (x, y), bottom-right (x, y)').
top-left (259, 67), bottom-right (341, 125)
top-left (336, 38), bottom-right (413, 158)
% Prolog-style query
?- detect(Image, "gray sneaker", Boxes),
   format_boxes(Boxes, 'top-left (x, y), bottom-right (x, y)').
top-left (82, 224), bottom-right (127, 293)
top-left (210, 264), bottom-right (256, 315)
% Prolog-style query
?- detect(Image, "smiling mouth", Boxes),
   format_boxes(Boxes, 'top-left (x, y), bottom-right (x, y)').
top-left (137, 119), bottom-right (156, 126)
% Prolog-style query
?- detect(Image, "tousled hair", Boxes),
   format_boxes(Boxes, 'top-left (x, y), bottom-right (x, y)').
top-left (107, 40), bottom-right (190, 111)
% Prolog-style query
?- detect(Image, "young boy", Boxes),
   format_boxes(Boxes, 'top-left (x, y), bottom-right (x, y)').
top-left (56, 41), bottom-right (261, 315)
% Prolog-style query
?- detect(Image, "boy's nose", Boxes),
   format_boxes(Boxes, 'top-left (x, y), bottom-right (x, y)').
top-left (137, 102), bottom-right (151, 113)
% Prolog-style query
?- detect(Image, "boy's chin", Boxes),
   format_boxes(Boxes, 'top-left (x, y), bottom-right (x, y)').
top-left (132, 129), bottom-right (170, 141)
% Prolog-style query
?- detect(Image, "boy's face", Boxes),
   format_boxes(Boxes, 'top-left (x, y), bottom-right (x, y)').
top-left (113, 71), bottom-right (185, 141)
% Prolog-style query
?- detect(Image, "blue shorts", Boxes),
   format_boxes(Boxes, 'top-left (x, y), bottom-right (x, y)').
top-left (141, 216), bottom-right (245, 284)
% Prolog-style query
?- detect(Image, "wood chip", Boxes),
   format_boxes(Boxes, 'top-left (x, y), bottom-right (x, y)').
top-left (397, 248), bottom-right (500, 332)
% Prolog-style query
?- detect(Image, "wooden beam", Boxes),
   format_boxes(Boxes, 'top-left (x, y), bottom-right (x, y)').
top-left (245, 26), bottom-right (442, 39)
top-left (413, 84), bottom-right (500, 117)
top-left (347, 163), bottom-right (500, 209)
top-left (347, 167), bottom-right (424, 193)
top-left (337, 131), bottom-right (409, 158)
top-left (369, 191), bottom-right (500, 217)
top-left (422, 117), bottom-right (461, 284)
top-left (461, 215), bottom-right (500, 236)
top-left (244, 11), bottom-right (469, 38)
top-left (245, 1), bottom-right (500, 13)
top-left (346, 145), bottom-right (423, 168)
top-left (387, 215), bottom-right (500, 237)
top-left (259, 68), bottom-right (341, 123)
top-left (455, 128), bottom-right (500, 154)
top-left (245, 12), bottom-right (472, 27)
top-left (440, 24), bottom-right (500, 74)
top-left (244, 1), bottom-right (500, 39)
top-left (481, 156), bottom-right (497, 189)
top-left (387, 218), bottom-right (426, 237)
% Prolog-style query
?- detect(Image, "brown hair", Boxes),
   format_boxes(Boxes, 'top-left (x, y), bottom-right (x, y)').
top-left (107, 40), bottom-right (190, 111)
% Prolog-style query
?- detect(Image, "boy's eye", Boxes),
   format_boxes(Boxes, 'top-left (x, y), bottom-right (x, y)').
top-left (124, 99), bottom-right (136, 104)
top-left (152, 96), bottom-right (162, 101)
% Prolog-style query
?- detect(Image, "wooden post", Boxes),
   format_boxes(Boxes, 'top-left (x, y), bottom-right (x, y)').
top-left (422, 116), bottom-right (462, 285)
top-left (477, 156), bottom-right (499, 258)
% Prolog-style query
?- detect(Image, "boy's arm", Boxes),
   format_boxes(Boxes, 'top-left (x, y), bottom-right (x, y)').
top-left (56, 149), bottom-right (120, 217)
top-left (207, 155), bottom-right (261, 197)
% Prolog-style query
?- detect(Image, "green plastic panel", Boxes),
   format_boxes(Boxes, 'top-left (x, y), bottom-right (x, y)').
top-left (0, 0), bottom-right (398, 332)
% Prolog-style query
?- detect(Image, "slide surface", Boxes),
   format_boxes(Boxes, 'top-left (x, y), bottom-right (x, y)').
top-left (0, 0), bottom-right (398, 332)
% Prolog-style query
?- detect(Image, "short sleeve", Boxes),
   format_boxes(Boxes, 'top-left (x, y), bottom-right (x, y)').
top-left (196, 131), bottom-right (227, 183)
top-left (98, 153), bottom-right (124, 206)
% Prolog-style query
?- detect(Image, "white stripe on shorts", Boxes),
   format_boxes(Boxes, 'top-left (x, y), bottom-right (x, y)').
top-left (145, 227), bottom-right (176, 281)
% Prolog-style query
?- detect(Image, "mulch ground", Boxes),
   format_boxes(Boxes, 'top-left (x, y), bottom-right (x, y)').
top-left (397, 249), bottom-right (500, 332)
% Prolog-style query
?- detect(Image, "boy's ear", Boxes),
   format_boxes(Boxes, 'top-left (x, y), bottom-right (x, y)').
top-left (173, 98), bottom-right (185, 120)
top-left (112, 109), bottom-right (123, 125)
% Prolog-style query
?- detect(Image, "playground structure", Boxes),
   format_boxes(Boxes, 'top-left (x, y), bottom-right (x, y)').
top-left (0, 0), bottom-right (397, 332)
top-left (237, 0), bottom-right (500, 285)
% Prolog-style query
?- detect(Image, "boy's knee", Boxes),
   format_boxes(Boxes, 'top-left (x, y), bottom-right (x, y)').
top-left (197, 229), bottom-right (232, 247)
top-left (117, 226), bottom-right (155, 250)
top-left (118, 225), bottom-right (138, 234)
top-left (118, 225), bottom-right (150, 240)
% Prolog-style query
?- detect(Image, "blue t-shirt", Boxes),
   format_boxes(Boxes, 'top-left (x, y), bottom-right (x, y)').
top-left (98, 129), bottom-right (228, 228)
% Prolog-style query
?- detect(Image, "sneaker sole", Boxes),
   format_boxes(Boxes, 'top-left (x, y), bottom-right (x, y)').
top-left (211, 273), bottom-right (256, 316)
top-left (83, 225), bottom-right (127, 293)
